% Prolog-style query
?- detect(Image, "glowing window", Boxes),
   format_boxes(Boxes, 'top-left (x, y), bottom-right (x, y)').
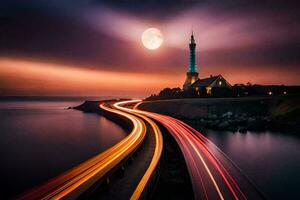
top-left (206, 87), bottom-right (212, 95)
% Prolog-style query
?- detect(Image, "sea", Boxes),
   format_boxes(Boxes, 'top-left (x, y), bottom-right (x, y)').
top-left (0, 97), bottom-right (127, 198)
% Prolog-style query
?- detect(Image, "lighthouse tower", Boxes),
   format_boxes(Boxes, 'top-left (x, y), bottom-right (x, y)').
top-left (183, 32), bottom-right (199, 90)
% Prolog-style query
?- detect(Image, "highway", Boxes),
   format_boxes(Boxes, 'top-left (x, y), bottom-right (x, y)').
top-left (18, 102), bottom-right (147, 200)
top-left (113, 100), bottom-right (163, 200)
top-left (17, 98), bottom-right (263, 200)
top-left (117, 100), bottom-right (264, 200)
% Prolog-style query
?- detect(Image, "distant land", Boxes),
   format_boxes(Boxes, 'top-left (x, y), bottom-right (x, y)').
top-left (0, 96), bottom-right (123, 101)
top-left (146, 84), bottom-right (300, 100)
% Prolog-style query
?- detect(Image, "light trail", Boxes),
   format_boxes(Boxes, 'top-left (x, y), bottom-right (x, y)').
top-left (18, 99), bottom-right (263, 200)
top-left (113, 100), bottom-right (163, 200)
top-left (124, 101), bottom-right (264, 200)
top-left (18, 102), bottom-right (147, 200)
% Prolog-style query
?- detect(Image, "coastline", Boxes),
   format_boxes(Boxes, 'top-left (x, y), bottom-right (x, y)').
top-left (138, 96), bottom-right (300, 134)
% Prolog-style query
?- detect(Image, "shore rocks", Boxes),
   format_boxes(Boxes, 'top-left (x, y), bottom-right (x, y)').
top-left (247, 118), bottom-right (266, 131)
top-left (238, 126), bottom-right (248, 133)
top-left (184, 112), bottom-right (271, 132)
top-left (218, 121), bottom-right (230, 129)
top-left (222, 112), bottom-right (233, 118)
top-left (141, 96), bottom-right (300, 134)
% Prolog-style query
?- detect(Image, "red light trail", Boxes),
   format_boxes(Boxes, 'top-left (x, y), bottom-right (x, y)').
top-left (122, 100), bottom-right (264, 200)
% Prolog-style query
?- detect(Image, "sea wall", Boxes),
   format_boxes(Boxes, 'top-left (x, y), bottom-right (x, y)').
top-left (139, 96), bottom-right (300, 133)
top-left (140, 97), bottom-right (276, 118)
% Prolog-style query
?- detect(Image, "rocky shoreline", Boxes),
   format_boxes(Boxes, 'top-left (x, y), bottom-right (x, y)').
top-left (181, 112), bottom-right (274, 133)
top-left (69, 97), bottom-right (300, 134)
top-left (139, 96), bottom-right (300, 134)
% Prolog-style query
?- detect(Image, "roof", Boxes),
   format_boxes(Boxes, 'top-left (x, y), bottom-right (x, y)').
top-left (191, 75), bottom-right (221, 87)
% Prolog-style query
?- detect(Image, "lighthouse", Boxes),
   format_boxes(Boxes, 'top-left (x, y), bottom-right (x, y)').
top-left (183, 32), bottom-right (199, 90)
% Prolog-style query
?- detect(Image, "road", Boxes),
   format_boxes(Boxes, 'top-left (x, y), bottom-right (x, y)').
top-left (18, 98), bottom-right (264, 200)
top-left (18, 102), bottom-right (148, 200)
top-left (116, 100), bottom-right (265, 200)
top-left (113, 100), bottom-right (163, 199)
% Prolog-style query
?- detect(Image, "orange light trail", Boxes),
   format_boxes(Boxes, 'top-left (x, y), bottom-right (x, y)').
top-left (18, 102), bottom-right (147, 200)
top-left (113, 100), bottom-right (163, 200)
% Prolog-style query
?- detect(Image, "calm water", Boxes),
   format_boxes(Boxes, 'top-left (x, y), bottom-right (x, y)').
top-left (203, 130), bottom-right (300, 200)
top-left (0, 100), bottom-right (127, 199)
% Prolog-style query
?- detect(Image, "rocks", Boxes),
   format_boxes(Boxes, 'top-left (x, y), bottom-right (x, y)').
top-left (186, 111), bottom-right (270, 132)
top-left (247, 118), bottom-right (266, 131)
top-left (210, 114), bottom-right (218, 119)
top-left (238, 126), bottom-right (248, 133)
top-left (222, 112), bottom-right (233, 118)
top-left (247, 117), bottom-right (255, 123)
top-left (218, 121), bottom-right (230, 129)
top-left (229, 126), bottom-right (239, 132)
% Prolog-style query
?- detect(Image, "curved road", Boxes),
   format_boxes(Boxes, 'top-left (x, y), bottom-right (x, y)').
top-left (18, 102), bottom-right (149, 200)
top-left (117, 100), bottom-right (265, 200)
top-left (18, 98), bottom-right (263, 200)
top-left (113, 100), bottom-right (163, 200)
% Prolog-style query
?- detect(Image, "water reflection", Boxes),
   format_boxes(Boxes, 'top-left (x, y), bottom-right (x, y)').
top-left (204, 130), bottom-right (300, 199)
top-left (0, 101), bottom-right (127, 198)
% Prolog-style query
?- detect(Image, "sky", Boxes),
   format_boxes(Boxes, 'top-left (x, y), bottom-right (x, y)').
top-left (0, 0), bottom-right (300, 97)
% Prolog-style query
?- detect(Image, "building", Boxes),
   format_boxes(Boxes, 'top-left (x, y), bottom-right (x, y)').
top-left (183, 32), bottom-right (199, 90)
top-left (191, 74), bottom-right (232, 95)
top-left (183, 33), bottom-right (231, 95)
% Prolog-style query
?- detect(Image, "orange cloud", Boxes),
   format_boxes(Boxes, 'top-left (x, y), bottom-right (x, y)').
top-left (0, 57), bottom-right (299, 97)
top-left (0, 58), bottom-right (182, 97)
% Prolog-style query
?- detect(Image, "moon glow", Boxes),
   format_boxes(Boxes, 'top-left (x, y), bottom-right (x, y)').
top-left (141, 28), bottom-right (163, 50)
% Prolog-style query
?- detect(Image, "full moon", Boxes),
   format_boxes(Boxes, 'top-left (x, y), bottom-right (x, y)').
top-left (141, 28), bottom-right (163, 50)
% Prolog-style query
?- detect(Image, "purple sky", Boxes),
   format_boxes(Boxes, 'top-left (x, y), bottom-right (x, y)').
top-left (0, 0), bottom-right (299, 96)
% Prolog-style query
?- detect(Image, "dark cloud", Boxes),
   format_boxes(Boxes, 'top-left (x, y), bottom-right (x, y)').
top-left (95, 0), bottom-right (197, 19)
top-left (0, 0), bottom-right (300, 75)
top-left (96, 0), bottom-right (300, 20)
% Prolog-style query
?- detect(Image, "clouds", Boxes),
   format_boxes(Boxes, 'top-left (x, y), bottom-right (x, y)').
top-left (163, 5), bottom-right (300, 51)
top-left (0, 58), bottom-right (183, 96)
top-left (0, 0), bottom-right (299, 96)
top-left (2, 0), bottom-right (299, 56)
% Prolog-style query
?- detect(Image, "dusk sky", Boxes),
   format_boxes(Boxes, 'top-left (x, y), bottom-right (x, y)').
top-left (1, 0), bottom-right (300, 96)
